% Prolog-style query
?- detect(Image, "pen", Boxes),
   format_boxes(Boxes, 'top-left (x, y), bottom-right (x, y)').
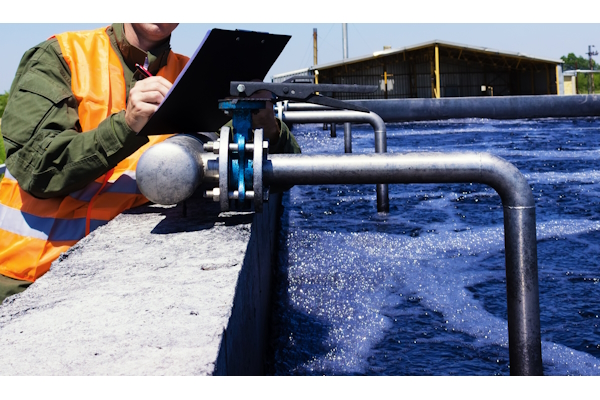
top-left (135, 63), bottom-right (153, 78)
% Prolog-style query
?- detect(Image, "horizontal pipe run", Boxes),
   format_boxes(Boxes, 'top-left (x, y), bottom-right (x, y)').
top-left (283, 94), bottom-right (600, 122)
top-left (265, 151), bottom-right (542, 375)
top-left (265, 152), bottom-right (533, 207)
top-left (282, 110), bottom-right (387, 152)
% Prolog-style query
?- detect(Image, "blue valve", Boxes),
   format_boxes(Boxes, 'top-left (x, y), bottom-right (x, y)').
top-left (218, 99), bottom-right (266, 209)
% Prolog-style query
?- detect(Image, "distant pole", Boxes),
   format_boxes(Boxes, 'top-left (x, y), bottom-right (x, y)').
top-left (313, 28), bottom-right (318, 66)
top-left (587, 45), bottom-right (598, 94)
top-left (342, 23), bottom-right (349, 60)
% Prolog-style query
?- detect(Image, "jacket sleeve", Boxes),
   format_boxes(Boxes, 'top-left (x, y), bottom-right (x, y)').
top-left (269, 119), bottom-right (301, 155)
top-left (1, 39), bottom-right (148, 199)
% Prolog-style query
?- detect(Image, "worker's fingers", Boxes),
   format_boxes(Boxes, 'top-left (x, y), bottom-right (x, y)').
top-left (129, 77), bottom-right (172, 102)
top-left (135, 76), bottom-right (172, 94)
top-left (131, 89), bottom-right (167, 106)
top-left (125, 77), bottom-right (173, 132)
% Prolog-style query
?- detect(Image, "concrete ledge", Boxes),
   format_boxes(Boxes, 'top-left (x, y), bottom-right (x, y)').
top-left (0, 193), bottom-right (281, 375)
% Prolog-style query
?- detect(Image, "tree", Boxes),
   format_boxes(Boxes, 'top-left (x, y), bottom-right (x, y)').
top-left (0, 91), bottom-right (8, 118)
top-left (561, 53), bottom-right (596, 71)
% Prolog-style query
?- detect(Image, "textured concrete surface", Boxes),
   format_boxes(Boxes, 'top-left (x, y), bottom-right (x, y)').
top-left (0, 193), bottom-right (281, 375)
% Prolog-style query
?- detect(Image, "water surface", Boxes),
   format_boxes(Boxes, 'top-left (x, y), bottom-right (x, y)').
top-left (269, 117), bottom-right (600, 375)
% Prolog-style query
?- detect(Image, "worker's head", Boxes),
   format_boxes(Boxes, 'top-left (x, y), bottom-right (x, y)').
top-left (124, 23), bottom-right (179, 51)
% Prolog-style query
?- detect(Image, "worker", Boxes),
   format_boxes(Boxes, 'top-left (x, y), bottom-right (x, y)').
top-left (0, 23), bottom-right (301, 304)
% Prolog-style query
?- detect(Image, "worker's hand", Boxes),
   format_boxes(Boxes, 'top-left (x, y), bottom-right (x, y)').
top-left (249, 89), bottom-right (280, 144)
top-left (125, 76), bottom-right (173, 133)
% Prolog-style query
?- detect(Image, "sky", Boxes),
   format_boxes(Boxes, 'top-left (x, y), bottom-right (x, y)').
top-left (0, 2), bottom-right (599, 93)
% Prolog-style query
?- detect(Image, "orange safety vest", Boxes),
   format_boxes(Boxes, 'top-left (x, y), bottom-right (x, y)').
top-left (0, 27), bottom-right (189, 282)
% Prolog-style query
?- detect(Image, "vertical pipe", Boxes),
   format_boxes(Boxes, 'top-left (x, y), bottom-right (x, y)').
top-left (344, 123), bottom-right (352, 153)
top-left (503, 206), bottom-right (543, 375)
top-left (373, 121), bottom-right (388, 213)
top-left (330, 123), bottom-right (337, 138)
top-left (313, 28), bottom-right (318, 65)
top-left (342, 23), bottom-right (348, 60)
top-left (435, 45), bottom-right (441, 99)
top-left (264, 152), bottom-right (542, 374)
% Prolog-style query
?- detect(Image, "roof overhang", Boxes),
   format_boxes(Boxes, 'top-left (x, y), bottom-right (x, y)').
top-left (273, 39), bottom-right (563, 79)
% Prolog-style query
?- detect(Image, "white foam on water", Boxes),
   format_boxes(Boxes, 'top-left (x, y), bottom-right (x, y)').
top-left (277, 118), bottom-right (600, 375)
top-left (281, 215), bottom-right (600, 375)
top-left (525, 170), bottom-right (600, 185)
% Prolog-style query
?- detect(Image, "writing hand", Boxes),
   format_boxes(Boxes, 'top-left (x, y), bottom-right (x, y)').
top-left (125, 76), bottom-right (172, 133)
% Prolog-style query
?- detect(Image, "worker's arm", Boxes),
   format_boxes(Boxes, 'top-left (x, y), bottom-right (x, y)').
top-left (1, 39), bottom-right (150, 199)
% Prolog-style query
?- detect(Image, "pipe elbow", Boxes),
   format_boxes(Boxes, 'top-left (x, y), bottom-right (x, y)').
top-left (478, 153), bottom-right (535, 208)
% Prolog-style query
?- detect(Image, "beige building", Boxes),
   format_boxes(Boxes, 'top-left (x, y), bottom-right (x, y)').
top-left (563, 71), bottom-right (577, 95)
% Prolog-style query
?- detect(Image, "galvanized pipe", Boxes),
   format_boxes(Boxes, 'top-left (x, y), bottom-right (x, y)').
top-left (281, 110), bottom-right (389, 212)
top-left (282, 103), bottom-right (332, 112)
top-left (282, 95), bottom-right (600, 121)
top-left (344, 122), bottom-right (352, 153)
top-left (136, 137), bottom-right (543, 374)
top-left (137, 134), bottom-right (217, 205)
top-left (330, 123), bottom-right (337, 138)
top-left (264, 151), bottom-right (543, 376)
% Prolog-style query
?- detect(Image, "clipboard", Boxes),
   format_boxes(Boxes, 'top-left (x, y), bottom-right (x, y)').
top-left (138, 28), bottom-right (291, 136)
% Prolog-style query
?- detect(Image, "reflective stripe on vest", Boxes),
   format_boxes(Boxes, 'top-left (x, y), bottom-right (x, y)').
top-left (0, 26), bottom-right (189, 282)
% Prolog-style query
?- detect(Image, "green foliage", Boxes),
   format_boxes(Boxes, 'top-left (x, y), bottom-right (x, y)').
top-left (561, 53), bottom-right (596, 71)
top-left (575, 73), bottom-right (600, 94)
top-left (0, 91), bottom-right (8, 119)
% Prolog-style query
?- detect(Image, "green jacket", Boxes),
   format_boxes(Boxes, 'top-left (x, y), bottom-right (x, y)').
top-left (1, 23), bottom-right (300, 199)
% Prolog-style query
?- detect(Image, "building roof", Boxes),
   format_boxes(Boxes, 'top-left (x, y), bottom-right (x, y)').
top-left (273, 39), bottom-right (563, 80)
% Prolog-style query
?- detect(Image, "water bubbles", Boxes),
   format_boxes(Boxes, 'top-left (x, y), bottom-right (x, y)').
top-left (272, 119), bottom-right (600, 376)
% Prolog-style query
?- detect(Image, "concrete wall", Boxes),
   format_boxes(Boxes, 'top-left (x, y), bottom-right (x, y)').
top-left (0, 193), bottom-right (282, 375)
top-left (214, 193), bottom-right (282, 375)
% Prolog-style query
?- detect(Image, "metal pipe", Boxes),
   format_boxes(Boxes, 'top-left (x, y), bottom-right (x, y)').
top-left (281, 110), bottom-right (389, 212)
top-left (264, 151), bottom-right (542, 376)
top-left (344, 122), bottom-right (352, 153)
top-left (136, 138), bottom-right (543, 374)
top-left (283, 103), bottom-right (332, 112)
top-left (137, 134), bottom-right (217, 205)
top-left (283, 95), bottom-right (600, 122)
top-left (342, 23), bottom-right (349, 60)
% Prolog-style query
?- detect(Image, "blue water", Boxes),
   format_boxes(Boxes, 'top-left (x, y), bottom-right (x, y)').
top-left (268, 117), bottom-right (600, 376)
